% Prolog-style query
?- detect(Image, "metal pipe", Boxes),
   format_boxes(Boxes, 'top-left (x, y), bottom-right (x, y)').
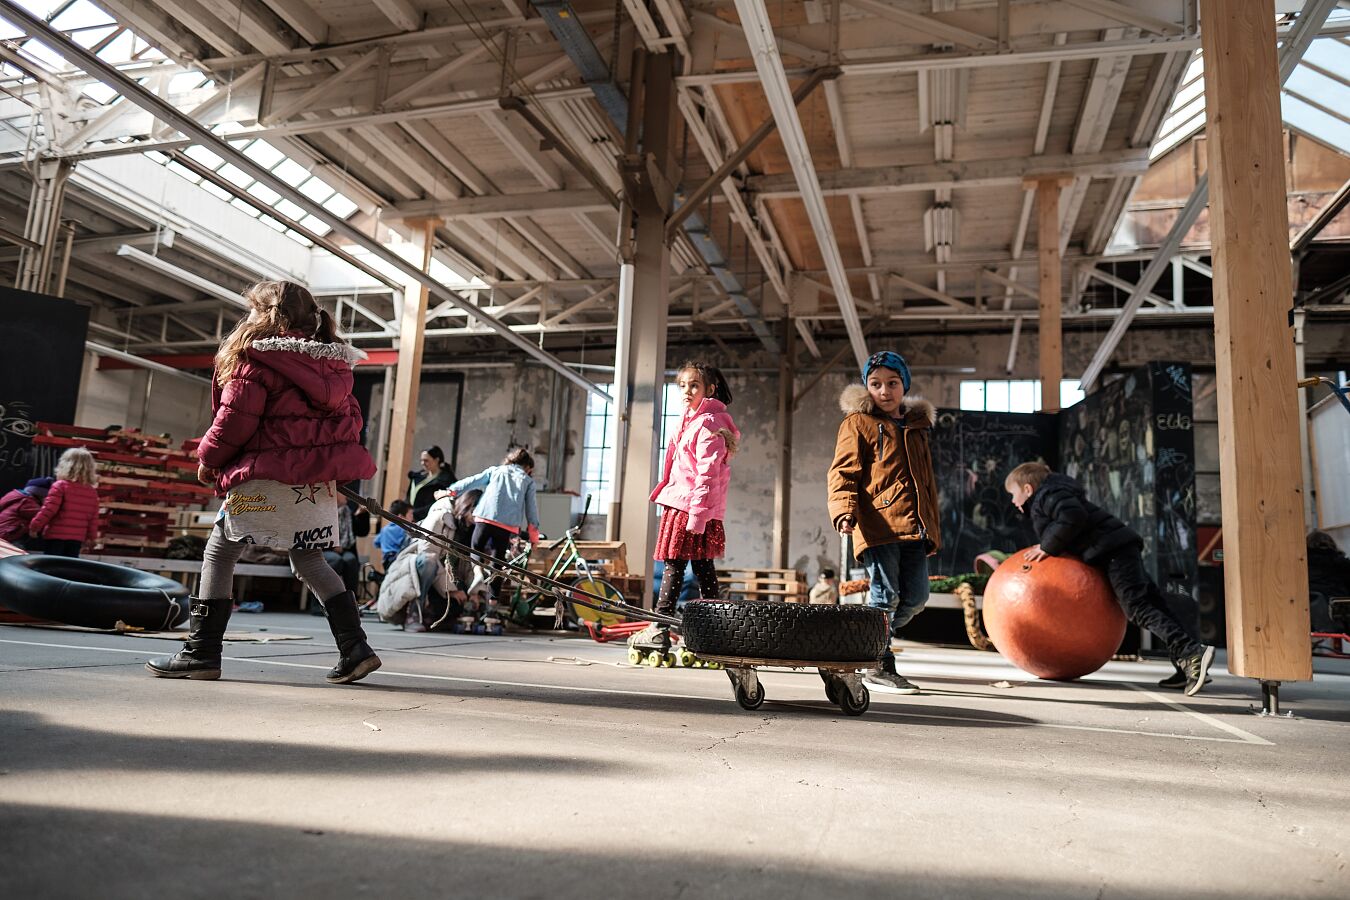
top-left (0, 3), bottom-right (611, 403)
top-left (85, 341), bottom-right (212, 387)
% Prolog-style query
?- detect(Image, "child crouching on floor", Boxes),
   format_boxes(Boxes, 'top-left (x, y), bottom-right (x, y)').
top-left (1004, 461), bottom-right (1214, 695)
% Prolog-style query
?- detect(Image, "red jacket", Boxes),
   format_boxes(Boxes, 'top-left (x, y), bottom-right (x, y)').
top-left (0, 490), bottom-right (42, 542)
top-left (29, 480), bottom-right (101, 544)
top-left (197, 335), bottom-right (376, 494)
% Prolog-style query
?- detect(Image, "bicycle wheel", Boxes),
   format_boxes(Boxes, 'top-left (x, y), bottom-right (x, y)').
top-left (569, 577), bottom-right (627, 627)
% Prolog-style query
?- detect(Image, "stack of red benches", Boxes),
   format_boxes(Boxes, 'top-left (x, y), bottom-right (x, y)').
top-left (33, 423), bottom-right (214, 556)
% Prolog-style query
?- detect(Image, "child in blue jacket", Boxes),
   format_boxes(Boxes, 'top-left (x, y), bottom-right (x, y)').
top-left (447, 448), bottom-right (541, 597)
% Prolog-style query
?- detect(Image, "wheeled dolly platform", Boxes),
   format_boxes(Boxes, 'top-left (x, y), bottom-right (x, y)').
top-left (696, 655), bottom-right (876, 716)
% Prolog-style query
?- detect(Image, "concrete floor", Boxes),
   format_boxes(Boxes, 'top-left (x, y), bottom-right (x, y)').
top-left (1, 614), bottom-right (1347, 899)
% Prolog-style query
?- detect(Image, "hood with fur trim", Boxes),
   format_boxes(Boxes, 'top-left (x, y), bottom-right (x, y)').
top-left (838, 384), bottom-right (936, 428)
top-left (248, 336), bottom-right (365, 413)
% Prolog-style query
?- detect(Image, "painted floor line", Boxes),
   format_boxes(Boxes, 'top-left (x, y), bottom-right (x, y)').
top-left (1122, 682), bottom-right (1274, 746)
top-left (0, 637), bottom-right (1270, 745)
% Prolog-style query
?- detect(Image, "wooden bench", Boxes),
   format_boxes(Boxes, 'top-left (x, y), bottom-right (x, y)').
top-left (85, 554), bottom-right (298, 604)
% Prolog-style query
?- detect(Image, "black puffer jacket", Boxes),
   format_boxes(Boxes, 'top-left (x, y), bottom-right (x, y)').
top-left (1308, 545), bottom-right (1350, 599)
top-left (1029, 473), bottom-right (1140, 563)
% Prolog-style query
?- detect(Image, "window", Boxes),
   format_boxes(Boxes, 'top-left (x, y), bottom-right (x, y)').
top-left (579, 383), bottom-right (686, 511)
top-left (959, 380), bottom-right (1085, 413)
top-left (579, 385), bottom-right (615, 509)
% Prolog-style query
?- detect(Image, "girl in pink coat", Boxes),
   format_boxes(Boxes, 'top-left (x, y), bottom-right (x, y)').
top-left (637, 362), bottom-right (740, 653)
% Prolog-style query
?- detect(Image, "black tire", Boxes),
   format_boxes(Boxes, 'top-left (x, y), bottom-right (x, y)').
top-left (681, 600), bottom-right (887, 662)
top-left (0, 556), bottom-right (189, 630)
top-left (839, 684), bottom-right (870, 716)
top-left (735, 682), bottom-right (765, 710)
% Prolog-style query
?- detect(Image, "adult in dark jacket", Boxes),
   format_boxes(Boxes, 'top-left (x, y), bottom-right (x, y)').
top-left (147, 280), bottom-right (379, 685)
top-left (407, 446), bottom-right (455, 521)
top-left (1005, 462), bottom-right (1214, 696)
top-left (0, 477), bottom-right (53, 546)
top-left (1308, 531), bottom-right (1350, 632)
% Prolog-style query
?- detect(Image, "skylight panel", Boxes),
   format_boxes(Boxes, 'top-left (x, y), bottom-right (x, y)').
top-left (80, 82), bottom-right (116, 104)
top-left (242, 140), bottom-right (285, 169)
top-left (296, 175), bottom-right (334, 202)
top-left (199, 180), bottom-right (233, 202)
top-left (321, 194), bottom-right (359, 218)
top-left (49, 1), bottom-right (111, 30)
top-left (95, 28), bottom-right (135, 63)
top-left (215, 162), bottom-right (253, 188)
top-left (184, 145), bottom-right (225, 169)
top-left (70, 24), bottom-right (115, 49)
top-left (247, 182), bottom-right (281, 205)
top-left (1283, 94), bottom-right (1350, 151)
top-left (274, 198), bottom-right (307, 220)
top-left (271, 158), bottom-right (310, 185)
top-left (299, 214), bottom-right (331, 236)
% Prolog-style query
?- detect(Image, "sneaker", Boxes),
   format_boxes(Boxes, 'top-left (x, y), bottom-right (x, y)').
top-left (1180, 645), bottom-right (1216, 697)
top-left (1158, 667), bottom-right (1186, 689)
top-left (863, 671), bottom-right (921, 695)
top-left (1159, 666), bottom-right (1212, 689)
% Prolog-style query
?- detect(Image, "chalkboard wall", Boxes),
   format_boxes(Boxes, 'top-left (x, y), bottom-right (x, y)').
top-left (930, 362), bottom-right (1197, 603)
top-left (930, 409), bottom-right (1058, 576)
top-left (1058, 362), bottom-right (1197, 599)
top-left (0, 289), bottom-right (89, 494)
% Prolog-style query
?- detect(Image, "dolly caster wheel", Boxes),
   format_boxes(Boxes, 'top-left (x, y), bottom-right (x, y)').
top-left (838, 684), bottom-right (870, 716)
top-left (677, 649), bottom-right (696, 667)
top-left (735, 682), bottom-right (765, 710)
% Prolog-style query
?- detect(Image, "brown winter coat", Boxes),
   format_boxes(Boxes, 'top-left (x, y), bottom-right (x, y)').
top-left (827, 385), bottom-right (942, 558)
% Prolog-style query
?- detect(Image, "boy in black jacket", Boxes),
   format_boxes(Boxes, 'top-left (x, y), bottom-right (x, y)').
top-left (1005, 462), bottom-right (1215, 696)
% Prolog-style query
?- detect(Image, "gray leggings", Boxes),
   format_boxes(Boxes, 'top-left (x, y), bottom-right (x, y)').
top-left (200, 525), bottom-right (346, 603)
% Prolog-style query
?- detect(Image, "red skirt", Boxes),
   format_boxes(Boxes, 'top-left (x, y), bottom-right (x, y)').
top-left (653, 507), bottom-right (726, 561)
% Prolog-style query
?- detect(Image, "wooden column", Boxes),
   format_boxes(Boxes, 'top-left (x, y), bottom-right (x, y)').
top-left (1200, 0), bottom-right (1311, 682)
top-left (1034, 176), bottom-right (1064, 412)
top-left (616, 51), bottom-right (676, 584)
top-left (382, 218), bottom-right (436, 509)
top-left (772, 316), bottom-right (796, 568)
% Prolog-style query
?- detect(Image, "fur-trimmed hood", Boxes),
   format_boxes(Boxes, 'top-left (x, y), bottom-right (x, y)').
top-left (838, 384), bottom-right (936, 428)
top-left (252, 335), bottom-right (366, 366)
top-left (247, 335), bottom-right (365, 413)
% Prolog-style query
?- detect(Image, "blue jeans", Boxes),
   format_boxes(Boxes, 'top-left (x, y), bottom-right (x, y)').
top-left (860, 541), bottom-right (930, 666)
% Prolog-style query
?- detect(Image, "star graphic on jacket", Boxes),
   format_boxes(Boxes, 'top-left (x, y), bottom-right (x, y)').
top-left (292, 484), bottom-right (320, 504)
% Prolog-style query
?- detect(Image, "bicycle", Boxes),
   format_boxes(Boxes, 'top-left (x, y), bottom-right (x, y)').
top-left (496, 496), bottom-right (627, 630)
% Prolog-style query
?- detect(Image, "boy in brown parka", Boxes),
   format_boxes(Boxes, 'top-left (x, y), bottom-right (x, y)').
top-left (827, 351), bottom-right (942, 694)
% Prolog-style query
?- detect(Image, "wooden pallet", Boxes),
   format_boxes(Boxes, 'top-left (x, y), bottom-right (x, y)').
top-left (717, 567), bottom-right (808, 602)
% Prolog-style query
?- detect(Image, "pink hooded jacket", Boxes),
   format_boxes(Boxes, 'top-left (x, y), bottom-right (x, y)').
top-left (649, 397), bottom-right (740, 534)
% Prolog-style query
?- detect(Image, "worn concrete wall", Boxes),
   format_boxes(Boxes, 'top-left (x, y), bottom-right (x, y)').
top-left (366, 364), bottom-right (587, 512)
top-left (75, 352), bottom-right (212, 444)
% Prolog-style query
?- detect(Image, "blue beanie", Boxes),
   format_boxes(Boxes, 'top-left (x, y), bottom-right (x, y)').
top-left (24, 476), bottom-right (54, 494)
top-left (862, 351), bottom-right (912, 392)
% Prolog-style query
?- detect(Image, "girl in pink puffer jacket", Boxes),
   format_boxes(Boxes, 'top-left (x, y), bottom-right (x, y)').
top-left (638, 362), bottom-right (740, 650)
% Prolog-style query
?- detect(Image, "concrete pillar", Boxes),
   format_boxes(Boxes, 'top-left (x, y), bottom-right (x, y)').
top-left (615, 51), bottom-right (677, 585)
top-left (383, 219), bottom-right (435, 509)
top-left (1200, 0), bottom-right (1310, 682)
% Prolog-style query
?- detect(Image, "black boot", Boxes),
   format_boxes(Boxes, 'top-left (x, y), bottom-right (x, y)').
top-left (145, 597), bottom-right (232, 679)
top-left (322, 590), bottom-right (382, 684)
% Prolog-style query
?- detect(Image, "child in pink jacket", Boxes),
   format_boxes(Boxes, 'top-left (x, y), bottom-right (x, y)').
top-left (636, 361), bottom-right (740, 652)
top-left (29, 448), bottom-right (100, 557)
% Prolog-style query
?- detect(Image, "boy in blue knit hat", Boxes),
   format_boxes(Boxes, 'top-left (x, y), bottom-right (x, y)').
top-left (827, 351), bottom-right (942, 694)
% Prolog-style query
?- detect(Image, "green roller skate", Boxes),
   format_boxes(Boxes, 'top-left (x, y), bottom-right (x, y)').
top-left (626, 623), bottom-right (673, 667)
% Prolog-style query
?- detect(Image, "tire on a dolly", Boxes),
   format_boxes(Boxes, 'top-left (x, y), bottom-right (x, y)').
top-left (681, 600), bottom-right (887, 662)
top-left (0, 555), bottom-right (189, 630)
